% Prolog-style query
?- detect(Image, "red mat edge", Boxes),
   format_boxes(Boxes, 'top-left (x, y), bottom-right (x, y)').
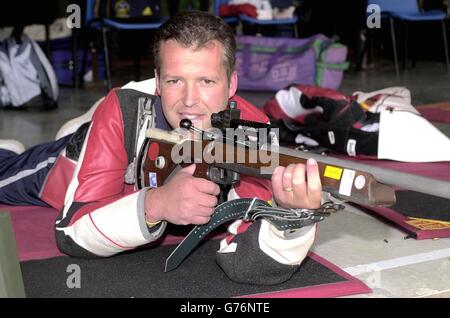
top-left (362, 205), bottom-right (450, 240)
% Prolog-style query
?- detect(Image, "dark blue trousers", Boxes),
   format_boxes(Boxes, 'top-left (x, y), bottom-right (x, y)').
top-left (0, 135), bottom-right (72, 206)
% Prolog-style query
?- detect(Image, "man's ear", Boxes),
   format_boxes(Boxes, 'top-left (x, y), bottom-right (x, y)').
top-left (228, 70), bottom-right (238, 99)
top-left (154, 69), bottom-right (160, 95)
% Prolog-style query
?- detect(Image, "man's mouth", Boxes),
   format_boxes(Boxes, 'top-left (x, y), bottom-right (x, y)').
top-left (179, 113), bottom-right (207, 124)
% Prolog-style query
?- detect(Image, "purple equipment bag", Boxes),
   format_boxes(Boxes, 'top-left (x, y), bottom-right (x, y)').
top-left (236, 34), bottom-right (348, 91)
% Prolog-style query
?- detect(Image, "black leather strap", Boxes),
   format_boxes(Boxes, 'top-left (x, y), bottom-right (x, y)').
top-left (165, 198), bottom-right (264, 272)
top-left (164, 198), bottom-right (330, 272)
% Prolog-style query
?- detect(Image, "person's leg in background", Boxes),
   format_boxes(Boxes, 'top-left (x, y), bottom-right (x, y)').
top-left (0, 94), bottom-right (103, 206)
top-left (0, 135), bottom-right (72, 206)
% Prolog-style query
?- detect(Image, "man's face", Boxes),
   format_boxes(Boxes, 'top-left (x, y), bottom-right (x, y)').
top-left (155, 40), bottom-right (237, 131)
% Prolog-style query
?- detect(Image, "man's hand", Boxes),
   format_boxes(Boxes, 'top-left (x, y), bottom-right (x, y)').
top-left (145, 164), bottom-right (220, 225)
top-left (271, 158), bottom-right (322, 209)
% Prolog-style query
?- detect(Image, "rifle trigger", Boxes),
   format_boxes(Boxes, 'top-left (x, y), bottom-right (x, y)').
top-left (207, 166), bottom-right (240, 186)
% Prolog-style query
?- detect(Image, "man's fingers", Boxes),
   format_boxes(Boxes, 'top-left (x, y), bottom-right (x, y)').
top-left (194, 178), bottom-right (220, 195)
top-left (306, 158), bottom-right (321, 191)
top-left (282, 164), bottom-right (296, 192)
top-left (292, 163), bottom-right (307, 197)
top-left (292, 163), bottom-right (306, 187)
top-left (271, 166), bottom-right (285, 201)
top-left (180, 164), bottom-right (196, 175)
top-left (306, 158), bottom-right (322, 207)
top-left (196, 193), bottom-right (218, 208)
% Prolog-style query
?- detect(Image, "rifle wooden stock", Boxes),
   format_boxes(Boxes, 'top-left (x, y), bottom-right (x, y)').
top-left (138, 128), bottom-right (449, 207)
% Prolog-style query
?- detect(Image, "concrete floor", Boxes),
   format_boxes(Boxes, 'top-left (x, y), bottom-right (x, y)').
top-left (314, 205), bottom-right (450, 298)
top-left (1, 57), bottom-right (450, 298)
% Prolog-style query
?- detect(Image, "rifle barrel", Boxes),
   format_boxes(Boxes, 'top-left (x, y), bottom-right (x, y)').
top-left (273, 146), bottom-right (450, 201)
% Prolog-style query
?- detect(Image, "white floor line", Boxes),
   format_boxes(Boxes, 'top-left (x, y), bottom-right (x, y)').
top-left (344, 247), bottom-right (450, 276)
top-left (414, 288), bottom-right (450, 298)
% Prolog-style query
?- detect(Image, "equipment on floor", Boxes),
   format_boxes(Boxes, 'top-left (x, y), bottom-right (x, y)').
top-left (264, 85), bottom-right (450, 162)
top-left (0, 34), bottom-right (58, 109)
top-left (235, 34), bottom-right (349, 91)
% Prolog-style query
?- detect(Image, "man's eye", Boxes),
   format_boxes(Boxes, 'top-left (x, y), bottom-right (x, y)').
top-left (167, 79), bottom-right (180, 84)
top-left (202, 79), bottom-right (214, 85)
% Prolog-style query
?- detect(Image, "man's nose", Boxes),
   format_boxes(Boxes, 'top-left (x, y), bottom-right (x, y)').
top-left (183, 82), bottom-right (200, 107)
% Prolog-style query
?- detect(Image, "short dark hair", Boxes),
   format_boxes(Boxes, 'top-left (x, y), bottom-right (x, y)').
top-left (153, 11), bottom-right (236, 80)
